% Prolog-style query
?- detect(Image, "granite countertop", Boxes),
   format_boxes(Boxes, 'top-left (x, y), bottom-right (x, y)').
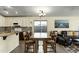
top-left (0, 32), bottom-right (16, 37)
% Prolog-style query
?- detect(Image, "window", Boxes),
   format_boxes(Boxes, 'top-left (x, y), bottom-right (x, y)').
top-left (34, 20), bottom-right (47, 38)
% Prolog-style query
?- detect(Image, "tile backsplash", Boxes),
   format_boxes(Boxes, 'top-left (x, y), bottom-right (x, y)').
top-left (0, 26), bottom-right (32, 33)
top-left (0, 27), bottom-right (11, 33)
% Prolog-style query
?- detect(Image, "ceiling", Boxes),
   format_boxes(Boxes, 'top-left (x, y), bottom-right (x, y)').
top-left (0, 6), bottom-right (79, 17)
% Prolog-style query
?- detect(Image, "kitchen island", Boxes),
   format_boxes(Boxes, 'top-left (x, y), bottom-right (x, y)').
top-left (0, 32), bottom-right (19, 53)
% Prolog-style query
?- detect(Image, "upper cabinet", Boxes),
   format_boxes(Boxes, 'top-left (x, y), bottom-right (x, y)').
top-left (5, 17), bottom-right (32, 27)
top-left (5, 17), bottom-right (23, 26)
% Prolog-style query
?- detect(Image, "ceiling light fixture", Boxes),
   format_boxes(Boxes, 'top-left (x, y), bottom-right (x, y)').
top-left (38, 10), bottom-right (46, 17)
top-left (35, 7), bottom-right (50, 17)
top-left (35, 7), bottom-right (50, 14)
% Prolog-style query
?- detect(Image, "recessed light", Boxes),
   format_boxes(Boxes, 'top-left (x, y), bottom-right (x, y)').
top-left (7, 6), bottom-right (13, 9)
top-left (4, 10), bottom-right (8, 14)
top-left (7, 6), bottom-right (11, 8)
top-left (16, 11), bottom-right (18, 14)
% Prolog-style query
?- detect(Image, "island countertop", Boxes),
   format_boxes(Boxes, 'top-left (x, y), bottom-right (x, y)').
top-left (0, 32), bottom-right (19, 53)
top-left (0, 32), bottom-right (16, 37)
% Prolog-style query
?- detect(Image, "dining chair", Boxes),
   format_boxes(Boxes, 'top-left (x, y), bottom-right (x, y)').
top-left (23, 32), bottom-right (36, 53)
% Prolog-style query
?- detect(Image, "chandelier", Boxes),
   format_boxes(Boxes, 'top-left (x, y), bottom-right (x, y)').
top-left (38, 10), bottom-right (46, 17)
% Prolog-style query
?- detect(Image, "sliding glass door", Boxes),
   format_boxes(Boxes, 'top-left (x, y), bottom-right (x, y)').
top-left (34, 20), bottom-right (47, 38)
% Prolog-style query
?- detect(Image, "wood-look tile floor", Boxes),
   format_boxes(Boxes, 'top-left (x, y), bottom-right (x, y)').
top-left (11, 40), bottom-right (68, 53)
top-left (11, 41), bottom-right (25, 53)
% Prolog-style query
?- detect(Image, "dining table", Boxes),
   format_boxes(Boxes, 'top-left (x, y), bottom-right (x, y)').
top-left (30, 35), bottom-right (52, 53)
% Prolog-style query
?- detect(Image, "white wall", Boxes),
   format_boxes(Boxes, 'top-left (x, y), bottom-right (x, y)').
top-left (0, 15), bottom-right (79, 31)
top-left (5, 16), bottom-right (79, 32)
top-left (0, 15), bottom-right (5, 26)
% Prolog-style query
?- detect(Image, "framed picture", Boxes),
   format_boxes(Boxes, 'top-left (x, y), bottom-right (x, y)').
top-left (55, 20), bottom-right (69, 28)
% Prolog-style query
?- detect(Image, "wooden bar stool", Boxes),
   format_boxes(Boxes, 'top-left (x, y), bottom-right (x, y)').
top-left (23, 32), bottom-right (36, 53)
top-left (44, 37), bottom-right (56, 53)
top-left (43, 31), bottom-right (57, 53)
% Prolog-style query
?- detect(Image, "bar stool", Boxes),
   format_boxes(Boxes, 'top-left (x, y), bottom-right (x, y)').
top-left (23, 32), bottom-right (36, 53)
top-left (43, 31), bottom-right (57, 53)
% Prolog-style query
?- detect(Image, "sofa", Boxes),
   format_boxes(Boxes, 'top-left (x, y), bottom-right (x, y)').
top-left (57, 31), bottom-right (72, 46)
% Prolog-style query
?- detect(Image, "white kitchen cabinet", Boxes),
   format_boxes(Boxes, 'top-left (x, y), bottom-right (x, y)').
top-left (6, 17), bottom-right (23, 26)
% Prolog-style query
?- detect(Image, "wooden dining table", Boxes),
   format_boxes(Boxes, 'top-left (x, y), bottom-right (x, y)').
top-left (30, 35), bottom-right (52, 53)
